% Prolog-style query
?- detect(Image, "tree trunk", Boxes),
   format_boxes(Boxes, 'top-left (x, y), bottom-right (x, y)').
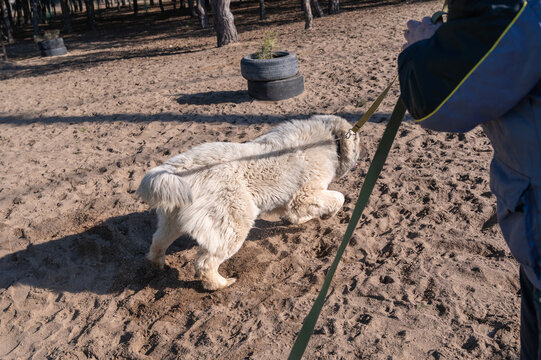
top-left (3, 0), bottom-right (14, 30)
top-left (210, 0), bottom-right (237, 47)
top-left (258, 0), bottom-right (265, 20)
top-left (302, 0), bottom-right (312, 29)
top-left (1, 37), bottom-right (7, 60)
top-left (22, 0), bottom-right (31, 24)
top-left (85, 0), bottom-right (94, 29)
top-left (195, 0), bottom-right (208, 28)
top-left (40, 0), bottom-right (47, 24)
top-left (172, 0), bottom-right (175, 10)
top-left (188, 0), bottom-right (196, 17)
top-left (328, 0), bottom-right (338, 14)
top-left (132, 0), bottom-right (137, 14)
top-left (31, 0), bottom-right (38, 36)
top-left (59, 0), bottom-right (71, 33)
top-left (149, 0), bottom-right (153, 6)
top-left (15, 0), bottom-right (22, 26)
top-left (46, 0), bottom-right (52, 19)
top-left (312, 0), bottom-right (322, 17)
top-left (158, 0), bottom-right (162, 12)
top-left (1, 0), bottom-right (14, 43)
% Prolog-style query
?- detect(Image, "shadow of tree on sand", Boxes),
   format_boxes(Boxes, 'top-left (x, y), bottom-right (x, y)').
top-left (0, 112), bottom-right (293, 125)
top-left (0, 212), bottom-right (302, 295)
top-left (0, 111), bottom-right (404, 126)
top-left (0, 45), bottom-right (210, 81)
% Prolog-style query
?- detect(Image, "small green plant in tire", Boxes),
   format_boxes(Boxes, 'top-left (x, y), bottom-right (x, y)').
top-left (255, 31), bottom-right (277, 60)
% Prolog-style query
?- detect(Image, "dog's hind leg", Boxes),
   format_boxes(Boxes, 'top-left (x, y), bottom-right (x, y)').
top-left (194, 248), bottom-right (238, 290)
top-left (147, 209), bottom-right (183, 269)
top-left (284, 189), bottom-right (345, 224)
top-left (194, 205), bottom-right (255, 290)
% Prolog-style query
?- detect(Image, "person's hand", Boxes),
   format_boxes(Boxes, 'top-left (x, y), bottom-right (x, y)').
top-left (403, 16), bottom-right (442, 50)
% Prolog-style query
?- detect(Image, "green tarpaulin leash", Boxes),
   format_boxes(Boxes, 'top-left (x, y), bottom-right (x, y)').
top-left (288, 98), bottom-right (406, 360)
top-left (348, 75), bottom-right (398, 136)
top-left (287, 3), bottom-right (449, 358)
top-left (432, 0), bottom-right (449, 24)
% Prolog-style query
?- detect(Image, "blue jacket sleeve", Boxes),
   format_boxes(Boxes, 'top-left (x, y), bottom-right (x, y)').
top-left (398, 0), bottom-right (541, 132)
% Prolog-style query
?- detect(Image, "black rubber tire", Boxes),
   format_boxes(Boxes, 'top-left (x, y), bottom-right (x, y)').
top-left (39, 38), bottom-right (67, 57)
top-left (241, 51), bottom-right (298, 82)
top-left (39, 38), bottom-right (65, 50)
top-left (247, 73), bottom-right (304, 101)
top-left (40, 46), bottom-right (68, 57)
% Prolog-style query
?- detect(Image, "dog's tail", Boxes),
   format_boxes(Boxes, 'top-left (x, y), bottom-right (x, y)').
top-left (137, 165), bottom-right (192, 212)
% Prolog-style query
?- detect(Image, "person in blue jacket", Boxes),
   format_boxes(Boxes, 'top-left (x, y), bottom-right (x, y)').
top-left (398, 0), bottom-right (541, 357)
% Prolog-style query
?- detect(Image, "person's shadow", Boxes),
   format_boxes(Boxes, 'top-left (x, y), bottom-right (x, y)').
top-left (0, 212), bottom-right (300, 295)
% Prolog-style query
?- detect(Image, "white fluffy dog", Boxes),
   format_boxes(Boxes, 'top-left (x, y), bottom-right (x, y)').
top-left (137, 115), bottom-right (363, 290)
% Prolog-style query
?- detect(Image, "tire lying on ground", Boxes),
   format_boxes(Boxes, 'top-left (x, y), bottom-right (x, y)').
top-left (39, 38), bottom-right (67, 57)
top-left (247, 73), bottom-right (304, 101)
top-left (241, 51), bottom-right (298, 82)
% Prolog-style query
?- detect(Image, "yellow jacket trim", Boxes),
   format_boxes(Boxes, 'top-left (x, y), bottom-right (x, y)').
top-left (415, 1), bottom-right (528, 123)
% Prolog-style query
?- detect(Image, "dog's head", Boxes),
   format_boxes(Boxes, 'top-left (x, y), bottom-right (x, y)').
top-left (325, 116), bottom-right (366, 178)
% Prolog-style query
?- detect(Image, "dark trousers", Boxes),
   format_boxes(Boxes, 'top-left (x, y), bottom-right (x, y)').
top-left (521, 266), bottom-right (541, 359)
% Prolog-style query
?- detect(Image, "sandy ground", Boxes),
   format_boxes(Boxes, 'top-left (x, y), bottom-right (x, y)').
top-left (0, 0), bottom-right (521, 359)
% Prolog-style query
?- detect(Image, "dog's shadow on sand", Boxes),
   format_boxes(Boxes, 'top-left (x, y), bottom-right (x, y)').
top-left (0, 212), bottom-right (295, 295)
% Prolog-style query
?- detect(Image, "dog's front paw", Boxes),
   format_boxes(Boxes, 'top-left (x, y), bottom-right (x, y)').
top-left (200, 273), bottom-right (237, 291)
top-left (320, 191), bottom-right (344, 220)
top-left (320, 213), bottom-right (333, 220)
top-left (283, 213), bottom-right (314, 225)
top-left (146, 251), bottom-right (165, 270)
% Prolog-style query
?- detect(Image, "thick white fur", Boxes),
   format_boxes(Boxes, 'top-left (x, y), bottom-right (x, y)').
top-left (137, 115), bottom-right (363, 290)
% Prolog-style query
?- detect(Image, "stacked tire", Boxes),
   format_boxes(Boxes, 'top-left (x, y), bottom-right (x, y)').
top-left (39, 38), bottom-right (68, 57)
top-left (241, 51), bottom-right (304, 101)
